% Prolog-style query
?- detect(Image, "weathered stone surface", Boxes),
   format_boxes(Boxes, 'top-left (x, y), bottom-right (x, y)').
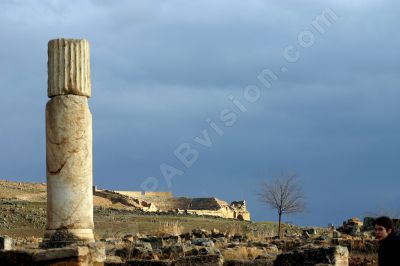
top-left (33, 246), bottom-right (89, 261)
top-left (104, 255), bottom-right (123, 264)
top-left (232, 233), bottom-right (247, 242)
top-left (303, 228), bottom-right (317, 236)
top-left (45, 38), bottom-right (94, 247)
top-left (0, 246), bottom-right (101, 266)
top-left (192, 228), bottom-right (211, 238)
top-left (250, 242), bottom-right (278, 252)
top-left (162, 244), bottom-right (186, 259)
top-left (111, 191), bottom-right (251, 221)
top-left (338, 217), bottom-right (363, 236)
top-left (46, 95), bottom-right (92, 186)
top-left (163, 235), bottom-right (181, 246)
top-left (140, 236), bottom-right (165, 250)
top-left (274, 246), bottom-right (349, 266)
top-left (44, 94), bottom-right (94, 245)
top-left (48, 39), bottom-right (91, 98)
top-left (125, 259), bottom-right (173, 266)
top-left (135, 241), bottom-right (153, 251)
top-left (130, 246), bottom-right (157, 260)
top-left (89, 242), bottom-right (106, 263)
top-left (332, 230), bottom-right (341, 239)
top-left (186, 246), bottom-right (221, 257)
top-left (175, 254), bottom-right (224, 266)
top-left (123, 234), bottom-right (135, 243)
top-left (0, 250), bottom-right (35, 265)
top-left (0, 236), bottom-right (15, 250)
top-left (224, 259), bottom-right (274, 266)
top-left (270, 239), bottom-right (303, 252)
top-left (192, 238), bottom-right (215, 247)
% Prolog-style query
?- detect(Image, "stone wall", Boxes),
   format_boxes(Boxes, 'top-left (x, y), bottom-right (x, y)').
top-left (0, 245), bottom-right (106, 266)
top-left (111, 191), bottom-right (251, 221)
top-left (274, 246), bottom-right (349, 266)
top-left (116, 191), bottom-right (173, 199)
top-left (145, 192), bottom-right (173, 198)
top-left (116, 191), bottom-right (144, 198)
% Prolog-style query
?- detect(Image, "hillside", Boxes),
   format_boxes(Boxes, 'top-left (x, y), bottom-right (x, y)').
top-left (0, 179), bottom-right (276, 239)
top-left (0, 179), bottom-right (134, 209)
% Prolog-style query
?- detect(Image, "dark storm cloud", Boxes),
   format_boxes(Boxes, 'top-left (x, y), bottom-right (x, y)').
top-left (1, 0), bottom-right (399, 225)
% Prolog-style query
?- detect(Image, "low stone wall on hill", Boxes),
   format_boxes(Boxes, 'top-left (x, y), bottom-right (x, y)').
top-left (111, 190), bottom-right (251, 221)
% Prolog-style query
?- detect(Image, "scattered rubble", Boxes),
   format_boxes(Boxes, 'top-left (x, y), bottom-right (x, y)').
top-left (0, 180), bottom-right (383, 265)
top-left (0, 214), bottom-right (384, 265)
top-left (338, 217), bottom-right (363, 237)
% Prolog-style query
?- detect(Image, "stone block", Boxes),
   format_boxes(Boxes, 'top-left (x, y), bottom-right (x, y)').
top-left (0, 236), bottom-right (15, 250)
top-left (140, 236), bottom-right (165, 250)
top-left (48, 38), bottom-right (91, 98)
top-left (135, 241), bottom-right (153, 251)
top-left (192, 238), bottom-right (215, 247)
top-left (224, 259), bottom-right (274, 266)
top-left (129, 246), bottom-right (156, 260)
top-left (33, 246), bottom-right (89, 262)
top-left (274, 246), bottom-right (349, 266)
top-left (162, 244), bottom-right (185, 258)
top-left (163, 235), bottom-right (181, 245)
top-left (175, 254), bottom-right (224, 266)
top-left (303, 228), bottom-right (317, 235)
top-left (126, 259), bottom-right (173, 265)
top-left (332, 230), bottom-right (341, 238)
top-left (0, 250), bottom-right (35, 265)
top-left (88, 242), bottom-right (106, 263)
top-left (104, 255), bottom-right (123, 264)
top-left (0, 246), bottom-right (94, 266)
top-left (45, 94), bottom-right (94, 245)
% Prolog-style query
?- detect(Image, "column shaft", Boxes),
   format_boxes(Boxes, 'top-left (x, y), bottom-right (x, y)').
top-left (43, 38), bottom-right (94, 248)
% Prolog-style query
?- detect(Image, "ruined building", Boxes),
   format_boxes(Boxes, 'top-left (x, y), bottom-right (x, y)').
top-left (96, 189), bottom-right (251, 221)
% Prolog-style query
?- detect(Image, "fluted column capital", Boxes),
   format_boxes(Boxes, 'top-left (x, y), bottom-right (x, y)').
top-left (48, 38), bottom-right (91, 98)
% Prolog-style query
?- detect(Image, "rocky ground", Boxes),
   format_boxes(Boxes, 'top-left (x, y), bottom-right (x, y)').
top-left (0, 179), bottom-right (379, 265)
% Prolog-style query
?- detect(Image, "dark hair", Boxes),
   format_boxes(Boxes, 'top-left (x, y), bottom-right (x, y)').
top-left (374, 216), bottom-right (395, 232)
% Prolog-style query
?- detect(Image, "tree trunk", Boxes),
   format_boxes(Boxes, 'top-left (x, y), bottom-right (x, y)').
top-left (278, 211), bottom-right (282, 239)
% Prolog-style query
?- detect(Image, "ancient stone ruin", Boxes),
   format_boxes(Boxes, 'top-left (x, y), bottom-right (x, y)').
top-left (0, 38), bottom-right (355, 265)
top-left (337, 217), bottom-right (364, 237)
top-left (108, 190), bottom-right (251, 221)
top-left (0, 38), bottom-right (108, 265)
top-left (42, 39), bottom-right (95, 248)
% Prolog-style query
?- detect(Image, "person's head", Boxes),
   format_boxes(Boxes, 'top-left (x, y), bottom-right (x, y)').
top-left (374, 216), bottom-right (394, 241)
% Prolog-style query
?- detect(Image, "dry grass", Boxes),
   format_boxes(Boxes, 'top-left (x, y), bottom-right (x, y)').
top-left (224, 223), bottom-right (244, 236)
top-left (349, 252), bottom-right (378, 266)
top-left (222, 246), bottom-right (263, 260)
top-left (246, 229), bottom-right (277, 241)
top-left (154, 220), bottom-right (184, 236)
top-left (93, 195), bottom-right (113, 207)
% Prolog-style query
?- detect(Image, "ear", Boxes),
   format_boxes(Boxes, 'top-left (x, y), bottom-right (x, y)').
top-left (387, 228), bottom-right (392, 234)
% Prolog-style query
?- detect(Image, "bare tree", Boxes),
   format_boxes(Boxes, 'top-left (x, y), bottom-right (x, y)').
top-left (258, 172), bottom-right (305, 238)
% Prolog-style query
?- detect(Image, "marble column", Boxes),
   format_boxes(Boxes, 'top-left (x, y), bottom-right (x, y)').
top-left (42, 39), bottom-right (94, 247)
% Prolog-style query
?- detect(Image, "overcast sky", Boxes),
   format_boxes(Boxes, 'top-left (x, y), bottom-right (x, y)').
top-left (1, 0), bottom-right (399, 226)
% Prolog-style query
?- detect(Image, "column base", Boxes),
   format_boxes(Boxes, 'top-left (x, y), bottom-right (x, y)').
top-left (40, 229), bottom-right (95, 249)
